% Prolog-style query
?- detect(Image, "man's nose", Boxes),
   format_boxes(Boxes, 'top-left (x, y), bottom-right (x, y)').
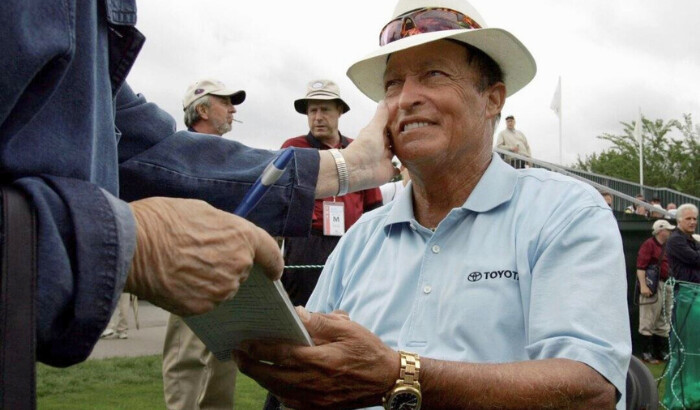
top-left (397, 76), bottom-right (424, 112)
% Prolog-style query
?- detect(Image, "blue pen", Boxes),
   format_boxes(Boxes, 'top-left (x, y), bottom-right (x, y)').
top-left (234, 148), bottom-right (295, 218)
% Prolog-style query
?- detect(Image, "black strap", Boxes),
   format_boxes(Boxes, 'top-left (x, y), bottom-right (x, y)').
top-left (1, 184), bottom-right (37, 409)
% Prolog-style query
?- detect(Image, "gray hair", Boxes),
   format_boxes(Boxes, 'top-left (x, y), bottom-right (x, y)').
top-left (677, 203), bottom-right (699, 219)
top-left (456, 42), bottom-right (504, 136)
top-left (184, 95), bottom-right (212, 128)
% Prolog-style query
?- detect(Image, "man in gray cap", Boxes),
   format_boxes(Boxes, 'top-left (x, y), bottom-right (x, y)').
top-left (182, 78), bottom-right (246, 137)
top-left (496, 115), bottom-right (531, 168)
top-left (278, 79), bottom-right (383, 307)
top-left (159, 78), bottom-right (248, 410)
top-left (237, 1), bottom-right (630, 409)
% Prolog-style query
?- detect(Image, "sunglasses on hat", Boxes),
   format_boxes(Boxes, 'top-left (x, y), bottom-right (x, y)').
top-left (379, 7), bottom-right (482, 46)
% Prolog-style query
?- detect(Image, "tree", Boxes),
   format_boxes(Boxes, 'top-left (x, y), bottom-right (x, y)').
top-left (576, 114), bottom-right (699, 197)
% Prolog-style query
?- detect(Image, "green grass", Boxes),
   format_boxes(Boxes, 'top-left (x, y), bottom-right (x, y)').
top-left (37, 355), bottom-right (266, 409)
top-left (647, 361), bottom-right (668, 398)
top-left (37, 356), bottom-right (671, 409)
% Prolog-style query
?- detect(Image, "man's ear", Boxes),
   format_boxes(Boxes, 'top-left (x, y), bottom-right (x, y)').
top-left (196, 104), bottom-right (209, 120)
top-left (486, 82), bottom-right (506, 120)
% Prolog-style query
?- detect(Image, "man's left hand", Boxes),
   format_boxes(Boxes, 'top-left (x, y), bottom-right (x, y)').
top-left (233, 307), bottom-right (399, 410)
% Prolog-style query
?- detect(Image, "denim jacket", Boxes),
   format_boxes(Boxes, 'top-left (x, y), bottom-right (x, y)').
top-left (0, 0), bottom-right (318, 366)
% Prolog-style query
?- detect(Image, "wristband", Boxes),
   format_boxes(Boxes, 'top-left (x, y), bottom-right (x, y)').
top-left (328, 148), bottom-right (349, 196)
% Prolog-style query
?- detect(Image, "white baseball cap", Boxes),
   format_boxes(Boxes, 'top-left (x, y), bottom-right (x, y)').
top-left (182, 78), bottom-right (246, 110)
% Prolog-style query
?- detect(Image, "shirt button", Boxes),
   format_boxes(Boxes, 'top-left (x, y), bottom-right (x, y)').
top-left (432, 245), bottom-right (440, 254)
top-left (423, 285), bottom-right (432, 294)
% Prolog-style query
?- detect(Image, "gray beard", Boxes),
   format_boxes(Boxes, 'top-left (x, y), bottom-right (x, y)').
top-left (216, 121), bottom-right (232, 136)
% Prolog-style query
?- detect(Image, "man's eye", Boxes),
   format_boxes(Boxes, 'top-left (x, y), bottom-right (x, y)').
top-left (384, 79), bottom-right (401, 91)
top-left (427, 70), bottom-right (446, 78)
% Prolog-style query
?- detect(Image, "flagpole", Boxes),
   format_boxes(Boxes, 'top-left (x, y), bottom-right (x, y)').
top-left (558, 77), bottom-right (563, 165)
top-left (550, 76), bottom-right (563, 165)
top-left (638, 108), bottom-right (644, 196)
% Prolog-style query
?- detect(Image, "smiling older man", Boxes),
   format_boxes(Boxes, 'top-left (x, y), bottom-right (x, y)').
top-left (235, 1), bottom-right (631, 409)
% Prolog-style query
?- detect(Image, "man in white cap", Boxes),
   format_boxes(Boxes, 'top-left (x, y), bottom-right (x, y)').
top-left (636, 219), bottom-right (675, 364)
top-left (160, 79), bottom-right (247, 410)
top-left (182, 78), bottom-right (246, 136)
top-left (278, 80), bottom-right (383, 307)
top-left (236, 1), bottom-right (630, 409)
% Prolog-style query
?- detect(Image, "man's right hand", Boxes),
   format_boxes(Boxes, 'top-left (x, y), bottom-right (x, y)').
top-left (124, 197), bottom-right (284, 316)
top-left (315, 101), bottom-right (396, 198)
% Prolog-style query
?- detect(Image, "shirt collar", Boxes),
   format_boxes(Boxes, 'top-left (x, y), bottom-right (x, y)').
top-left (304, 131), bottom-right (350, 149)
top-left (383, 153), bottom-right (518, 228)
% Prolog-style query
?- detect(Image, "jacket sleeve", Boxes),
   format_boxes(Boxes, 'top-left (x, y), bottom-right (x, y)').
top-left (667, 234), bottom-right (700, 269)
top-left (1, 0), bottom-right (138, 367)
top-left (116, 84), bottom-right (318, 236)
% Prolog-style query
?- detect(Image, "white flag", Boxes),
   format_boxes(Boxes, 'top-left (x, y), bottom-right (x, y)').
top-left (634, 109), bottom-right (642, 144)
top-left (550, 77), bottom-right (561, 119)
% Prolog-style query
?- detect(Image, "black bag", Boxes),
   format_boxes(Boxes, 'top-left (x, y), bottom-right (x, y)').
top-left (1, 184), bottom-right (37, 410)
top-left (644, 264), bottom-right (660, 295)
top-left (643, 244), bottom-right (666, 296)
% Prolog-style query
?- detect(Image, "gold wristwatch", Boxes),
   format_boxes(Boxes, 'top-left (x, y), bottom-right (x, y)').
top-left (383, 351), bottom-right (422, 410)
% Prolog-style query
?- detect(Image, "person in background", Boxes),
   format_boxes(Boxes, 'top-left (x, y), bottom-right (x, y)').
top-left (380, 162), bottom-right (411, 205)
top-left (236, 0), bottom-right (630, 408)
top-left (277, 79), bottom-right (384, 308)
top-left (666, 204), bottom-right (700, 284)
top-left (100, 293), bottom-right (132, 340)
top-left (636, 219), bottom-right (675, 364)
top-left (496, 115), bottom-right (531, 168)
top-left (161, 78), bottom-right (247, 410)
top-left (649, 197), bottom-right (665, 218)
top-left (626, 194), bottom-right (648, 216)
top-left (666, 202), bottom-right (678, 220)
top-left (600, 191), bottom-right (614, 208)
top-left (182, 78), bottom-right (245, 136)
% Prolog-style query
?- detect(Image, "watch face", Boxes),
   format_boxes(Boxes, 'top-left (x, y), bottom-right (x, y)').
top-left (389, 391), bottom-right (420, 410)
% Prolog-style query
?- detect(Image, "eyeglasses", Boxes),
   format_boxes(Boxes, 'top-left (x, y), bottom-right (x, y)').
top-left (379, 8), bottom-right (482, 46)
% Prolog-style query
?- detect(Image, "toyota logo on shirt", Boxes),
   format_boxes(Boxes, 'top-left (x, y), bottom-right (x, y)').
top-left (467, 270), bottom-right (519, 282)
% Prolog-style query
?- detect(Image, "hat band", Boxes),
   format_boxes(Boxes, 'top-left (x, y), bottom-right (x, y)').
top-left (379, 7), bottom-right (482, 46)
top-left (305, 91), bottom-right (340, 99)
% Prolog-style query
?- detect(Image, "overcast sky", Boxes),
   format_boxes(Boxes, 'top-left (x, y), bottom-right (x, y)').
top-left (127, 0), bottom-right (700, 166)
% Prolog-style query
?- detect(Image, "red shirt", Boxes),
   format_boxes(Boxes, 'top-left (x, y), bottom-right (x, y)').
top-left (636, 237), bottom-right (670, 281)
top-left (281, 133), bottom-right (383, 232)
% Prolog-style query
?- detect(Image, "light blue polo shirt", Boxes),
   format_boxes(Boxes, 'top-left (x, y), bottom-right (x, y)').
top-left (307, 153), bottom-right (631, 409)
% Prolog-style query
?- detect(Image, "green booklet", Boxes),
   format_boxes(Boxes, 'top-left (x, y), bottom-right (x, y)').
top-left (184, 265), bottom-right (314, 361)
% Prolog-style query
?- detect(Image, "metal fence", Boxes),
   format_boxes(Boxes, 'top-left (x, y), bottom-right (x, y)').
top-left (495, 148), bottom-right (700, 216)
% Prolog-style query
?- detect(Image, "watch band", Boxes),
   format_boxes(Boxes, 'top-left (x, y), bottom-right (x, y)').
top-left (383, 351), bottom-right (422, 410)
top-left (399, 350), bottom-right (420, 387)
top-left (328, 148), bottom-right (349, 196)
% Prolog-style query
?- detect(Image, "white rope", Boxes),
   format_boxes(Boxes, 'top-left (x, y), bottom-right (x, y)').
top-left (284, 264), bottom-right (325, 270)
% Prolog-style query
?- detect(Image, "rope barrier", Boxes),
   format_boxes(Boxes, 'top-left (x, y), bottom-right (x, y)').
top-left (284, 264), bottom-right (325, 270)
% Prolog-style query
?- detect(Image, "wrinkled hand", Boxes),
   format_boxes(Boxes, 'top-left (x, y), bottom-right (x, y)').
top-left (342, 101), bottom-right (397, 192)
top-left (124, 197), bottom-right (283, 316)
top-left (234, 307), bottom-right (399, 410)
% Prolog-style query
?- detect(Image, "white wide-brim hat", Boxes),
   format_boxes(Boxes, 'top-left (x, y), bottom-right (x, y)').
top-left (347, 0), bottom-right (537, 101)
